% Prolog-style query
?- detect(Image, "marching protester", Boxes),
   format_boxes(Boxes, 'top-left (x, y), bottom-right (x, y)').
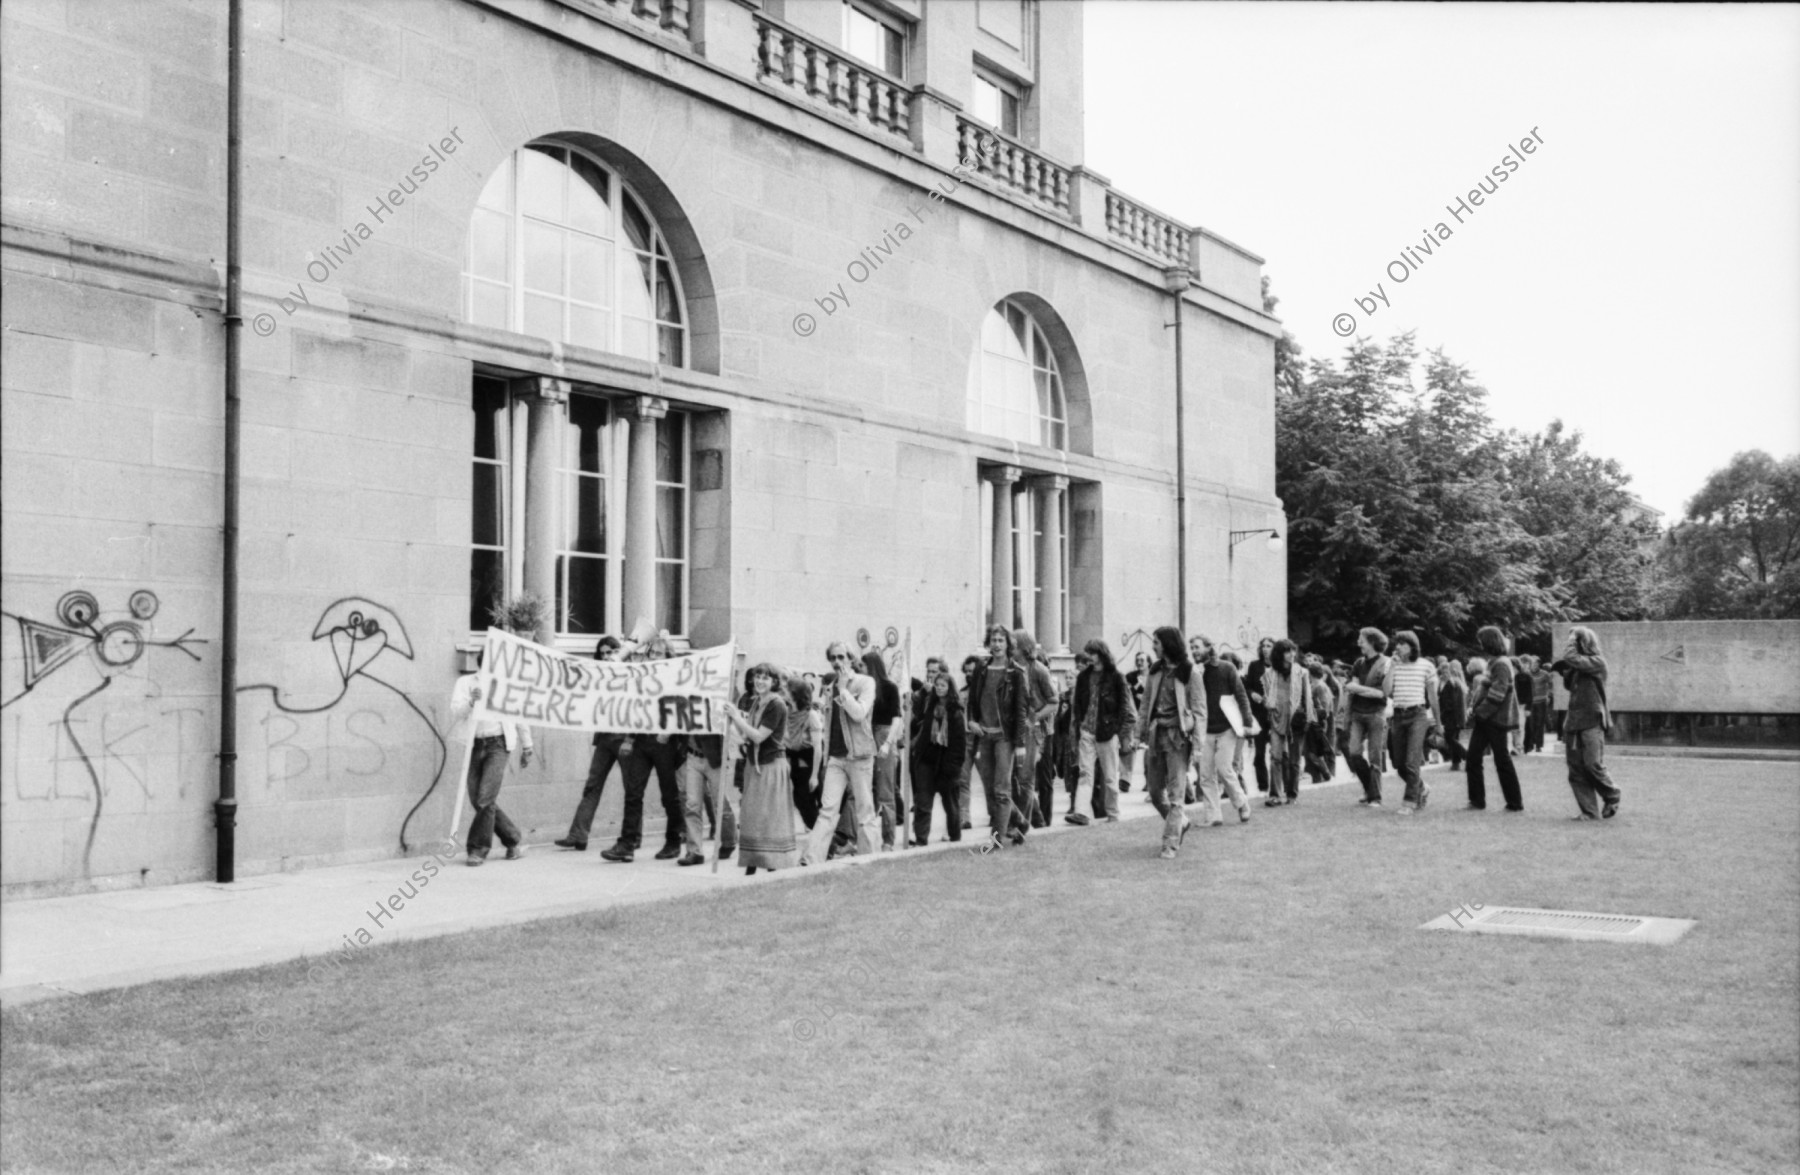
top-left (1263, 639), bottom-right (1314, 806)
top-left (1245, 637), bottom-right (1276, 794)
top-left (1437, 658), bottom-right (1469, 770)
top-left (864, 650), bottom-right (906, 850)
top-left (910, 669), bottom-right (968, 844)
top-left (1511, 654), bottom-right (1534, 757)
top-left (1301, 656), bottom-right (1338, 783)
top-left (1553, 627), bottom-right (1622, 821)
top-left (1523, 654), bottom-right (1554, 754)
top-left (967, 624), bottom-right (1029, 854)
top-left (1132, 627), bottom-right (1205, 858)
top-left (800, 642), bottom-right (880, 866)
top-left (1384, 630), bottom-right (1441, 815)
top-left (784, 676), bottom-right (824, 831)
top-left (557, 635), bottom-right (626, 852)
top-left (957, 652), bottom-right (983, 831)
top-left (725, 663), bottom-right (796, 872)
top-left (1342, 628), bottom-right (1393, 807)
top-left (1014, 630), bottom-right (1058, 834)
top-left (602, 636), bottom-right (688, 863)
top-left (1464, 627), bottom-right (1524, 812)
top-left (675, 713), bottom-right (735, 868)
top-left (449, 648), bottom-right (533, 866)
top-left (1125, 650), bottom-right (1151, 792)
top-left (1192, 635), bottom-right (1254, 826)
top-left (1068, 639), bottom-right (1137, 825)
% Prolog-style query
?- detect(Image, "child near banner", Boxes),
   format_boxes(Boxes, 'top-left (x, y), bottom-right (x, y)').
top-left (449, 649), bottom-right (534, 866)
top-left (725, 663), bottom-right (797, 872)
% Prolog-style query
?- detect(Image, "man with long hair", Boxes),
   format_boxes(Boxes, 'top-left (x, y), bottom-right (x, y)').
top-left (1553, 626), bottom-right (1621, 821)
top-left (967, 624), bottom-right (1028, 853)
top-left (1012, 629), bottom-right (1058, 835)
top-left (1069, 638), bottom-right (1137, 824)
top-left (1245, 637), bottom-right (1276, 794)
top-left (557, 635), bottom-right (625, 851)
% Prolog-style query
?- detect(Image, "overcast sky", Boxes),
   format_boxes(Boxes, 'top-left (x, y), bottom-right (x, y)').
top-left (1085, 1), bottom-right (1800, 521)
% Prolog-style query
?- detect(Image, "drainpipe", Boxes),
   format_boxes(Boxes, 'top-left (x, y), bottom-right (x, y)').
top-left (216, 0), bottom-right (243, 883)
top-left (1162, 266), bottom-right (1191, 632)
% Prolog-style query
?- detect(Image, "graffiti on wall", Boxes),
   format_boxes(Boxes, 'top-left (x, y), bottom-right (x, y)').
top-left (235, 597), bottom-right (447, 853)
top-left (1, 590), bottom-right (206, 873)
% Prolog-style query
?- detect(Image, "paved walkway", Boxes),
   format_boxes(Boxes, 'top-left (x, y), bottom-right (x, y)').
top-left (1, 765), bottom-right (1364, 1008)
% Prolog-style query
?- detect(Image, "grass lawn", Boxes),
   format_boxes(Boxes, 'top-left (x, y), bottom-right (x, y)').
top-left (3, 755), bottom-right (1797, 1174)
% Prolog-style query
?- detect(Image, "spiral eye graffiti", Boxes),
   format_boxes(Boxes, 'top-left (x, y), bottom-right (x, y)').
top-left (97, 623), bottom-right (146, 668)
top-left (58, 591), bottom-right (100, 628)
top-left (129, 590), bottom-right (160, 620)
top-left (347, 611), bottom-right (365, 632)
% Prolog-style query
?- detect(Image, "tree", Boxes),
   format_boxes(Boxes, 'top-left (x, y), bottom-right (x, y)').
top-left (1262, 275), bottom-right (1305, 398)
top-left (1649, 450), bottom-right (1800, 619)
top-left (1274, 331), bottom-right (1646, 656)
top-left (1502, 419), bottom-right (1655, 623)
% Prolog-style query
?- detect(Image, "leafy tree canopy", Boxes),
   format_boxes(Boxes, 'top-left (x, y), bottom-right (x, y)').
top-left (1648, 450), bottom-right (1800, 619)
top-left (1273, 323), bottom-right (1654, 657)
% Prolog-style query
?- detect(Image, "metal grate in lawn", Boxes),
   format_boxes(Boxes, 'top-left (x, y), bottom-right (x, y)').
top-left (1421, 903), bottom-right (1696, 945)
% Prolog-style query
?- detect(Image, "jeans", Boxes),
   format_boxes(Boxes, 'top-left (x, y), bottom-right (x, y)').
top-left (802, 756), bottom-right (877, 864)
top-left (619, 737), bottom-right (684, 849)
top-left (1466, 719), bottom-right (1523, 810)
top-left (1268, 727), bottom-right (1300, 800)
top-left (1390, 707), bottom-right (1431, 806)
top-left (1074, 730), bottom-right (1121, 819)
top-left (679, 755), bottom-right (737, 854)
top-left (871, 723), bottom-right (902, 847)
top-left (1345, 711), bottom-right (1388, 802)
top-left (465, 737), bottom-right (519, 858)
top-left (974, 733), bottom-right (1016, 842)
top-left (911, 747), bottom-right (962, 843)
top-left (1144, 729), bottom-right (1193, 850)
top-left (1251, 725), bottom-right (1271, 791)
top-left (1196, 729), bottom-right (1248, 823)
top-left (957, 738), bottom-right (977, 828)
top-left (564, 737), bottom-right (625, 846)
top-left (1565, 726), bottom-right (1620, 818)
top-left (1013, 723), bottom-right (1045, 833)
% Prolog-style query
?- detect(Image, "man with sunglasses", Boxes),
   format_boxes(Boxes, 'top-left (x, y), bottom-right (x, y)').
top-left (799, 641), bottom-right (880, 866)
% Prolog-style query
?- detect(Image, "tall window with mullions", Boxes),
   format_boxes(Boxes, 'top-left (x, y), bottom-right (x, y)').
top-left (470, 377), bottom-right (511, 633)
top-left (556, 395), bottom-right (610, 636)
top-left (654, 414), bottom-right (690, 637)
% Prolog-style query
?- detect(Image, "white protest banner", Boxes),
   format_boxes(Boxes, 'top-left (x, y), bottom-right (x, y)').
top-left (472, 628), bottom-right (736, 736)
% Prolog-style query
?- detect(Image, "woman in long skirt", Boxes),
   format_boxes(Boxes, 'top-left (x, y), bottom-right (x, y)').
top-left (727, 662), bottom-right (796, 874)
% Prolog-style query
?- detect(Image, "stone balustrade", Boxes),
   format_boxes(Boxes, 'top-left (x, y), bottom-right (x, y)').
top-left (755, 15), bottom-right (911, 142)
top-left (957, 118), bottom-right (1072, 217)
top-left (1105, 191), bottom-right (1189, 267)
top-left (582, 0), bottom-right (691, 38)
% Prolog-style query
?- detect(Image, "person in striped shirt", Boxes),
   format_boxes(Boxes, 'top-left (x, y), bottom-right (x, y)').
top-left (1382, 630), bottom-right (1441, 815)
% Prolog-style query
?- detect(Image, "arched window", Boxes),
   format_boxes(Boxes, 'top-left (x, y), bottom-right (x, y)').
top-left (463, 143), bottom-right (688, 367)
top-left (966, 299), bottom-right (1066, 451)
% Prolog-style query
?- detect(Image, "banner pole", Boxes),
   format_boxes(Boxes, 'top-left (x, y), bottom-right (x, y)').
top-left (712, 640), bottom-right (737, 876)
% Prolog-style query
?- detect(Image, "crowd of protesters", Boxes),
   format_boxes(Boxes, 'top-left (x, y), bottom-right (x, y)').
top-left (456, 620), bottom-right (1622, 868)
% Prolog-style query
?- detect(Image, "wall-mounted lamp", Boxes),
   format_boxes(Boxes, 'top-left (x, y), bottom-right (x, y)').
top-left (1229, 528), bottom-right (1285, 557)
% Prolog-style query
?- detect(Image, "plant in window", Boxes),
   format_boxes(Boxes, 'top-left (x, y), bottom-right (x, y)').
top-left (488, 591), bottom-right (549, 637)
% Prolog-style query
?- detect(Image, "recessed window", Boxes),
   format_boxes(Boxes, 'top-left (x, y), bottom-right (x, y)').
top-left (971, 70), bottom-right (1021, 138)
top-left (966, 300), bottom-right (1065, 451)
top-left (843, 1), bottom-right (905, 77)
top-left (464, 143), bottom-right (687, 368)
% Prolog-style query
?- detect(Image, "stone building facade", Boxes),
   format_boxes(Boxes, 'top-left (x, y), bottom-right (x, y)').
top-left (0, 0), bottom-right (1285, 894)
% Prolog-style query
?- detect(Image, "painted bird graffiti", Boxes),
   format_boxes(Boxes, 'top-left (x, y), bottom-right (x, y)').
top-left (236, 597), bottom-right (447, 853)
